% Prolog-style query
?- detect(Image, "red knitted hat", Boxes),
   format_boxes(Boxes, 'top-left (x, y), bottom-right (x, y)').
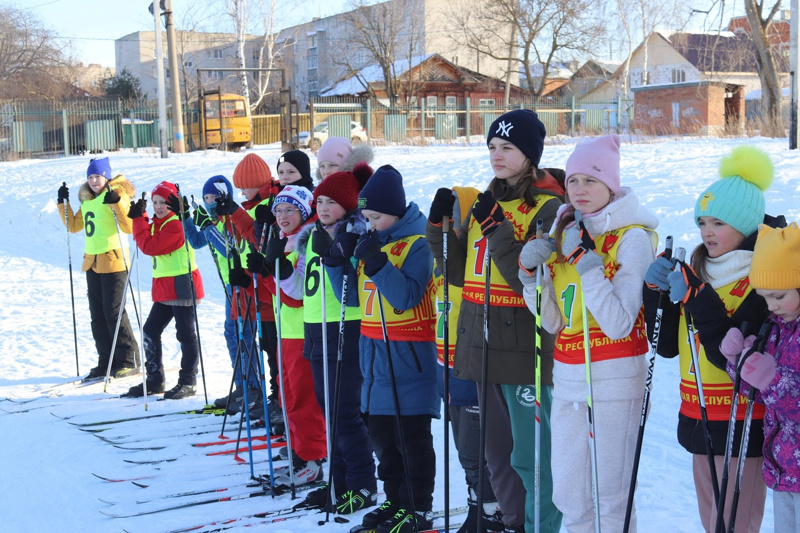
top-left (313, 161), bottom-right (373, 212)
top-left (151, 181), bottom-right (178, 200)
top-left (233, 153), bottom-right (272, 189)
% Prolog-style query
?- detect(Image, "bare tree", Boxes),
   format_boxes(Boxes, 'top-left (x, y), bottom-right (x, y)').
top-left (226, 0), bottom-right (253, 107)
top-left (744, 0), bottom-right (784, 136)
top-left (338, 0), bottom-right (426, 107)
top-left (447, 0), bottom-right (606, 99)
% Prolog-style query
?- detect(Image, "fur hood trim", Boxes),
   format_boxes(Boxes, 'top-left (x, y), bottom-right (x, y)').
top-left (78, 174), bottom-right (135, 203)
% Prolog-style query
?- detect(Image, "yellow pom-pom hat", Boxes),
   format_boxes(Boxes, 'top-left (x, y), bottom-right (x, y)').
top-left (750, 222), bottom-right (800, 290)
top-left (695, 145), bottom-right (774, 237)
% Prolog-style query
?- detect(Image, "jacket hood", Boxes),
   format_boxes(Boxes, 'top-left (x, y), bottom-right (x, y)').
top-left (377, 202), bottom-right (426, 243)
top-left (315, 144), bottom-right (374, 183)
top-left (554, 187), bottom-right (658, 236)
top-left (79, 174), bottom-right (135, 203)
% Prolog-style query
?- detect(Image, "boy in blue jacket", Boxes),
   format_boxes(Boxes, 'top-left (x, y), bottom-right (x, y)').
top-left (325, 165), bottom-right (440, 533)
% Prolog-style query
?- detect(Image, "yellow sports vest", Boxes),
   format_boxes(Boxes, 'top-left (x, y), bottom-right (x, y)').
top-left (678, 277), bottom-right (766, 422)
top-left (82, 192), bottom-right (127, 255)
top-left (274, 250), bottom-right (304, 339)
top-left (435, 272), bottom-right (463, 368)
top-left (151, 215), bottom-right (198, 278)
top-left (462, 196), bottom-right (551, 307)
top-left (358, 235), bottom-right (436, 342)
top-left (303, 231), bottom-right (361, 324)
top-left (549, 225), bottom-right (655, 365)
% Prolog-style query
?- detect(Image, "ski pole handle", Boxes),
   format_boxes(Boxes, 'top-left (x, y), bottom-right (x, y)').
top-left (536, 219), bottom-right (544, 239)
top-left (675, 247), bottom-right (686, 263)
top-left (442, 216), bottom-right (450, 233)
top-left (663, 236), bottom-right (673, 261)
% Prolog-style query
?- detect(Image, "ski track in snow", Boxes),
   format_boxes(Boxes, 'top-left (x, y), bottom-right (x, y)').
top-left (2, 137), bottom-right (796, 531)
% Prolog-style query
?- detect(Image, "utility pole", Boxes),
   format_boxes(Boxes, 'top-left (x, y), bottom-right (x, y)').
top-left (791, 0), bottom-right (799, 149)
top-left (165, 0), bottom-right (186, 153)
top-left (151, 1), bottom-right (169, 158)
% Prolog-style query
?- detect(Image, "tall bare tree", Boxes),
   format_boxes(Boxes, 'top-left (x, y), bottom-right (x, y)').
top-left (447, 0), bottom-right (606, 99)
top-left (226, 0), bottom-right (253, 107)
top-left (744, 0), bottom-right (784, 136)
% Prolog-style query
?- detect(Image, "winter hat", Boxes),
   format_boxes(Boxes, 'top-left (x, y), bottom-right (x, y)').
top-left (272, 185), bottom-right (313, 221)
top-left (233, 153), bottom-right (272, 189)
top-left (202, 175), bottom-right (233, 198)
top-left (695, 145), bottom-right (773, 237)
top-left (317, 137), bottom-right (353, 167)
top-left (749, 222), bottom-right (800, 290)
top-left (277, 150), bottom-right (312, 183)
top-left (87, 157), bottom-right (112, 180)
top-left (358, 164), bottom-right (406, 217)
top-left (565, 135), bottom-right (621, 194)
top-left (487, 109), bottom-right (546, 168)
top-left (152, 181), bottom-right (178, 201)
top-left (314, 161), bottom-right (373, 212)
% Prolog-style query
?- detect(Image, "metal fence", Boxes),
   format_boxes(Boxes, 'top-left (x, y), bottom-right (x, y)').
top-left (0, 95), bottom-right (633, 160)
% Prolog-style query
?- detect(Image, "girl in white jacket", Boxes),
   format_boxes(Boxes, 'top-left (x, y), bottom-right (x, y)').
top-left (518, 135), bottom-right (658, 532)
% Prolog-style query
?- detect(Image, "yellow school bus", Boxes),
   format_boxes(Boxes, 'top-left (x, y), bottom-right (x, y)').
top-left (190, 93), bottom-right (252, 151)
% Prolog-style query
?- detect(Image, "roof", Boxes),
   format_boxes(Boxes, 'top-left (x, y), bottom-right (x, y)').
top-left (665, 31), bottom-right (763, 73)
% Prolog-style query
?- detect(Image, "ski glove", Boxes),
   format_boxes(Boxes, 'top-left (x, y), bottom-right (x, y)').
top-left (428, 188), bottom-right (456, 227)
top-left (325, 231), bottom-right (360, 267)
top-left (246, 251), bottom-right (271, 277)
top-left (644, 255), bottom-right (675, 292)
top-left (167, 194), bottom-right (191, 220)
top-left (264, 233), bottom-right (293, 280)
top-left (720, 328), bottom-right (755, 365)
top-left (193, 204), bottom-right (213, 230)
top-left (103, 188), bottom-right (121, 205)
top-left (215, 194), bottom-right (240, 216)
top-left (518, 235), bottom-right (554, 274)
top-left (667, 260), bottom-right (705, 304)
top-left (57, 182), bottom-right (69, 203)
top-left (563, 226), bottom-right (603, 275)
top-left (255, 203), bottom-right (276, 228)
top-left (230, 253), bottom-right (252, 288)
top-left (472, 191), bottom-right (505, 236)
top-left (354, 231), bottom-right (388, 276)
top-left (311, 220), bottom-right (334, 260)
top-left (740, 350), bottom-right (778, 390)
top-left (127, 196), bottom-right (147, 219)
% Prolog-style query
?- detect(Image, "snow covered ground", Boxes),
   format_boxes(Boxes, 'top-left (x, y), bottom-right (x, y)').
top-left (1, 136), bottom-right (798, 532)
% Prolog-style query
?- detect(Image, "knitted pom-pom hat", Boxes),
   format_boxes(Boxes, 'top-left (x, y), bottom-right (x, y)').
top-left (313, 161), bottom-right (373, 213)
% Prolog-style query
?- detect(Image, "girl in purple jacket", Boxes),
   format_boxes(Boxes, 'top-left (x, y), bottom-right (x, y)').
top-left (721, 222), bottom-right (800, 533)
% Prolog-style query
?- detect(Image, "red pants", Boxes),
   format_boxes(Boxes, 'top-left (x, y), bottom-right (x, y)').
top-left (279, 337), bottom-right (327, 461)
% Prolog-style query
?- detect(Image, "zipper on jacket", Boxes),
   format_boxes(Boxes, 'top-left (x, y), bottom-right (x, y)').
top-left (407, 342), bottom-right (423, 373)
top-left (766, 418), bottom-right (782, 485)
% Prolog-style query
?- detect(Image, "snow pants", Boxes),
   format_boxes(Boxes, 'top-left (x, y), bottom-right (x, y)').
top-left (223, 285), bottom-right (258, 390)
top-left (142, 302), bottom-right (198, 386)
top-left (448, 403), bottom-right (496, 503)
top-left (279, 337), bottom-right (326, 462)
top-left (87, 269), bottom-right (138, 370)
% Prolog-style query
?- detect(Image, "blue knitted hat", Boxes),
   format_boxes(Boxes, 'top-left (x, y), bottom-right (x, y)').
top-left (203, 175), bottom-right (233, 198)
top-left (87, 157), bottom-right (112, 180)
top-left (358, 164), bottom-right (406, 217)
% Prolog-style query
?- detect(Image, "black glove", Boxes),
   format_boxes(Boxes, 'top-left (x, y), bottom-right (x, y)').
top-left (167, 194), bottom-right (190, 220)
top-left (229, 253), bottom-right (252, 288)
top-left (264, 232), bottom-right (293, 280)
top-left (193, 204), bottom-right (213, 229)
top-left (472, 191), bottom-right (505, 236)
top-left (354, 231), bottom-right (388, 276)
top-left (103, 187), bottom-right (120, 205)
top-left (127, 196), bottom-right (147, 219)
top-left (246, 251), bottom-right (271, 277)
top-left (254, 203), bottom-right (276, 228)
top-left (325, 231), bottom-right (360, 267)
top-left (428, 188), bottom-right (455, 226)
top-left (311, 220), bottom-right (334, 259)
top-left (57, 183), bottom-right (69, 204)
top-left (215, 194), bottom-right (240, 216)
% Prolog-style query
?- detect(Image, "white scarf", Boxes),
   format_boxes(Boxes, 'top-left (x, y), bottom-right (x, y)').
top-left (704, 250), bottom-right (753, 289)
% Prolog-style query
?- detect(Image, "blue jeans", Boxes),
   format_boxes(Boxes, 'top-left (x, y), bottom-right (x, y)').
top-left (224, 285), bottom-right (259, 389)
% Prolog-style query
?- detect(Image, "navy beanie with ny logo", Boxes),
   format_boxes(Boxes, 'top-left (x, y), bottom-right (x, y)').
top-left (487, 109), bottom-right (546, 168)
top-left (358, 164), bottom-right (406, 217)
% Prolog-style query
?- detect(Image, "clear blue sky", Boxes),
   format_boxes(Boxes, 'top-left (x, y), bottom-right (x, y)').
top-left (16, 0), bottom-right (350, 68)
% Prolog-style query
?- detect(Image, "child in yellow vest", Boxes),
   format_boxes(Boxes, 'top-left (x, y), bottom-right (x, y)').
top-left (57, 157), bottom-right (139, 379)
top-left (429, 109), bottom-right (564, 533)
top-left (125, 181), bottom-right (205, 399)
top-left (643, 146), bottom-right (781, 533)
top-left (325, 165), bottom-right (439, 533)
top-left (520, 135), bottom-right (658, 532)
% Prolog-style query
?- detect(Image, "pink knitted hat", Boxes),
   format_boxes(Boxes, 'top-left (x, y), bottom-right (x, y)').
top-left (316, 137), bottom-right (353, 167)
top-left (565, 135), bottom-right (621, 194)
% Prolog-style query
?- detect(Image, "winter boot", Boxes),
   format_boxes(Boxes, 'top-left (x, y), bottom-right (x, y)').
top-left (336, 487), bottom-right (378, 514)
top-left (360, 500), bottom-right (401, 529)
top-left (273, 454), bottom-right (324, 488)
top-left (125, 381), bottom-right (165, 397)
top-left (303, 484), bottom-right (331, 509)
top-left (502, 526), bottom-right (524, 533)
top-left (110, 366), bottom-right (140, 379)
top-left (163, 383), bottom-right (196, 400)
top-left (377, 509), bottom-right (434, 533)
top-left (458, 488), bottom-right (504, 532)
top-left (213, 387), bottom-right (242, 409)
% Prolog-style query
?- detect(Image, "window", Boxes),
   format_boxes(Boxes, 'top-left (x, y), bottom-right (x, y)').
top-left (445, 96), bottom-right (457, 108)
top-left (308, 55), bottom-right (317, 70)
top-left (184, 59), bottom-right (193, 68)
top-left (208, 49), bottom-right (223, 59)
top-left (426, 95), bottom-right (437, 107)
top-left (630, 70), bottom-right (642, 88)
top-left (580, 80), bottom-right (589, 93)
top-left (252, 49), bottom-right (259, 61)
top-left (478, 98), bottom-right (495, 107)
top-left (671, 68), bottom-right (686, 84)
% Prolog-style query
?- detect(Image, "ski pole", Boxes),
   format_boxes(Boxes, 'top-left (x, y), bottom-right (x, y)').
top-left (175, 184), bottom-right (208, 406)
top-left (533, 219), bottom-right (545, 533)
top-left (675, 247), bottom-right (721, 507)
top-left (574, 210), bottom-right (601, 533)
top-left (376, 283), bottom-right (419, 533)
top-left (62, 185), bottom-right (80, 376)
top-left (103, 234), bottom-right (138, 392)
top-left (476, 240), bottom-right (491, 533)
top-left (105, 181), bottom-right (143, 330)
top-left (441, 215), bottom-right (451, 533)
top-left (727, 321), bottom-right (771, 533)
top-left (623, 235), bottom-right (673, 532)
top-left (190, 196), bottom-right (232, 308)
top-left (319, 226), bottom-right (334, 511)
top-left (135, 247), bottom-right (149, 411)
